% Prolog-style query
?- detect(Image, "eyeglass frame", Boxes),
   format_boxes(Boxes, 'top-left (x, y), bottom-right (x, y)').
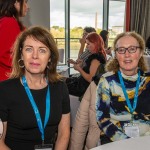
top-left (115, 46), bottom-right (141, 54)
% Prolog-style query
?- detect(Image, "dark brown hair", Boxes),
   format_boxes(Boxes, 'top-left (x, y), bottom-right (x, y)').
top-left (0, 0), bottom-right (25, 30)
top-left (10, 26), bottom-right (61, 83)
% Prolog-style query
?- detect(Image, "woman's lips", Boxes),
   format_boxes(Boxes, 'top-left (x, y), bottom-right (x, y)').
top-left (30, 63), bottom-right (40, 67)
top-left (124, 60), bottom-right (132, 63)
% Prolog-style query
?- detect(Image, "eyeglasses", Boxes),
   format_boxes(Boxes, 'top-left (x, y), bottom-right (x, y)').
top-left (116, 46), bottom-right (141, 54)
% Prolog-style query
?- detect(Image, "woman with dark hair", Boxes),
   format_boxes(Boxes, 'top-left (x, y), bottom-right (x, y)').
top-left (99, 30), bottom-right (109, 49)
top-left (0, 26), bottom-right (70, 150)
top-left (0, 0), bottom-right (29, 81)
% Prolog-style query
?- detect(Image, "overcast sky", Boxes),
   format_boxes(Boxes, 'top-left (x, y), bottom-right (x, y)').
top-left (50, 0), bottom-right (126, 29)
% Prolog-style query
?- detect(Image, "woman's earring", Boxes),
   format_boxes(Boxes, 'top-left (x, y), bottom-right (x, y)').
top-left (47, 61), bottom-right (51, 70)
top-left (18, 59), bottom-right (25, 68)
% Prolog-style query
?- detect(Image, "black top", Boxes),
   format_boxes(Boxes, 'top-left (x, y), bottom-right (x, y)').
top-left (78, 53), bottom-right (105, 88)
top-left (146, 36), bottom-right (150, 49)
top-left (66, 53), bottom-right (106, 97)
top-left (0, 78), bottom-right (70, 150)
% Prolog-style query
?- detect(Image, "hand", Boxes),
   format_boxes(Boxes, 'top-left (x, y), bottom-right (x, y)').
top-left (79, 32), bottom-right (87, 44)
top-left (76, 59), bottom-right (83, 67)
top-left (79, 37), bottom-right (86, 45)
top-left (67, 59), bottom-right (77, 65)
top-left (73, 63), bottom-right (81, 71)
top-left (82, 32), bottom-right (88, 39)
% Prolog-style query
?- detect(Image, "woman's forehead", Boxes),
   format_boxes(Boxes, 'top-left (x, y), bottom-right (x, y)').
top-left (116, 36), bottom-right (139, 47)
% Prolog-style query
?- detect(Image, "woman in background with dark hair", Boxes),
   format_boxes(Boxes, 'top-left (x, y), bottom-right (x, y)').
top-left (0, 0), bottom-right (29, 81)
top-left (100, 30), bottom-right (109, 49)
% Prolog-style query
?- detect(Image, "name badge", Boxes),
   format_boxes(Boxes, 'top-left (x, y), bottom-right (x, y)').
top-left (34, 144), bottom-right (53, 150)
top-left (124, 123), bottom-right (140, 138)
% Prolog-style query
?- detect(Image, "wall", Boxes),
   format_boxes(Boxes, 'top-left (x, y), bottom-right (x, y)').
top-left (22, 0), bottom-right (50, 29)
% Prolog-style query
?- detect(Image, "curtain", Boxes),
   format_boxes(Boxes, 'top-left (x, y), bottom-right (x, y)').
top-left (125, 0), bottom-right (130, 32)
top-left (129, 0), bottom-right (150, 41)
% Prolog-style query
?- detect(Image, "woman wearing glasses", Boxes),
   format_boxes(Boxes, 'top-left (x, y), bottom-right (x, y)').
top-left (96, 32), bottom-right (150, 144)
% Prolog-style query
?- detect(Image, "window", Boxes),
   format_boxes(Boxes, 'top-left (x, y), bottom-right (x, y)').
top-left (50, 0), bottom-right (126, 70)
top-left (70, 0), bottom-right (103, 60)
top-left (108, 0), bottom-right (126, 46)
top-left (50, 0), bottom-right (65, 64)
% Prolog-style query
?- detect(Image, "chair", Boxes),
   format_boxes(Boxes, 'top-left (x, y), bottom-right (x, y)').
top-left (58, 48), bottom-right (64, 63)
top-left (69, 95), bottom-right (80, 127)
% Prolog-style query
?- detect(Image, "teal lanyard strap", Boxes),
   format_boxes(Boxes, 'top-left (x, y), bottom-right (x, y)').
top-left (118, 70), bottom-right (140, 114)
top-left (22, 76), bottom-right (50, 142)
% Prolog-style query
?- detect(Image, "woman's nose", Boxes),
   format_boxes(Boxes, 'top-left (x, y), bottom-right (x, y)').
top-left (32, 50), bottom-right (38, 59)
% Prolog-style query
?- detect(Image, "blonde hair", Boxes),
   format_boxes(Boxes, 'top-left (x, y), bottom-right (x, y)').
top-left (106, 31), bottom-right (147, 73)
top-left (10, 26), bottom-right (62, 83)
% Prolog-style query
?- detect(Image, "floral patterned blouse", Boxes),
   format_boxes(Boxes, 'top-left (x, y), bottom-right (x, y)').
top-left (96, 70), bottom-right (150, 142)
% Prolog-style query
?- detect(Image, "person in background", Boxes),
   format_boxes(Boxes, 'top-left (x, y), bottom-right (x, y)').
top-left (146, 36), bottom-right (150, 50)
top-left (0, 26), bottom-right (70, 150)
top-left (99, 30), bottom-right (109, 49)
top-left (99, 30), bottom-right (112, 60)
top-left (0, 0), bottom-right (29, 81)
top-left (66, 32), bottom-right (106, 97)
top-left (96, 32), bottom-right (150, 145)
top-left (145, 36), bottom-right (150, 55)
top-left (106, 46), bottom-right (113, 57)
top-left (68, 27), bottom-right (96, 68)
top-left (78, 27), bottom-right (96, 57)
top-left (105, 46), bottom-right (113, 61)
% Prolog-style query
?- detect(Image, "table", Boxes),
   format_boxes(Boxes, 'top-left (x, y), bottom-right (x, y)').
top-left (57, 65), bottom-right (69, 77)
top-left (90, 136), bottom-right (150, 150)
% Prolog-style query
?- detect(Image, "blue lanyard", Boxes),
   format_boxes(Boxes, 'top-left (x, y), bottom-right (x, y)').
top-left (22, 76), bottom-right (50, 142)
top-left (118, 70), bottom-right (140, 114)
